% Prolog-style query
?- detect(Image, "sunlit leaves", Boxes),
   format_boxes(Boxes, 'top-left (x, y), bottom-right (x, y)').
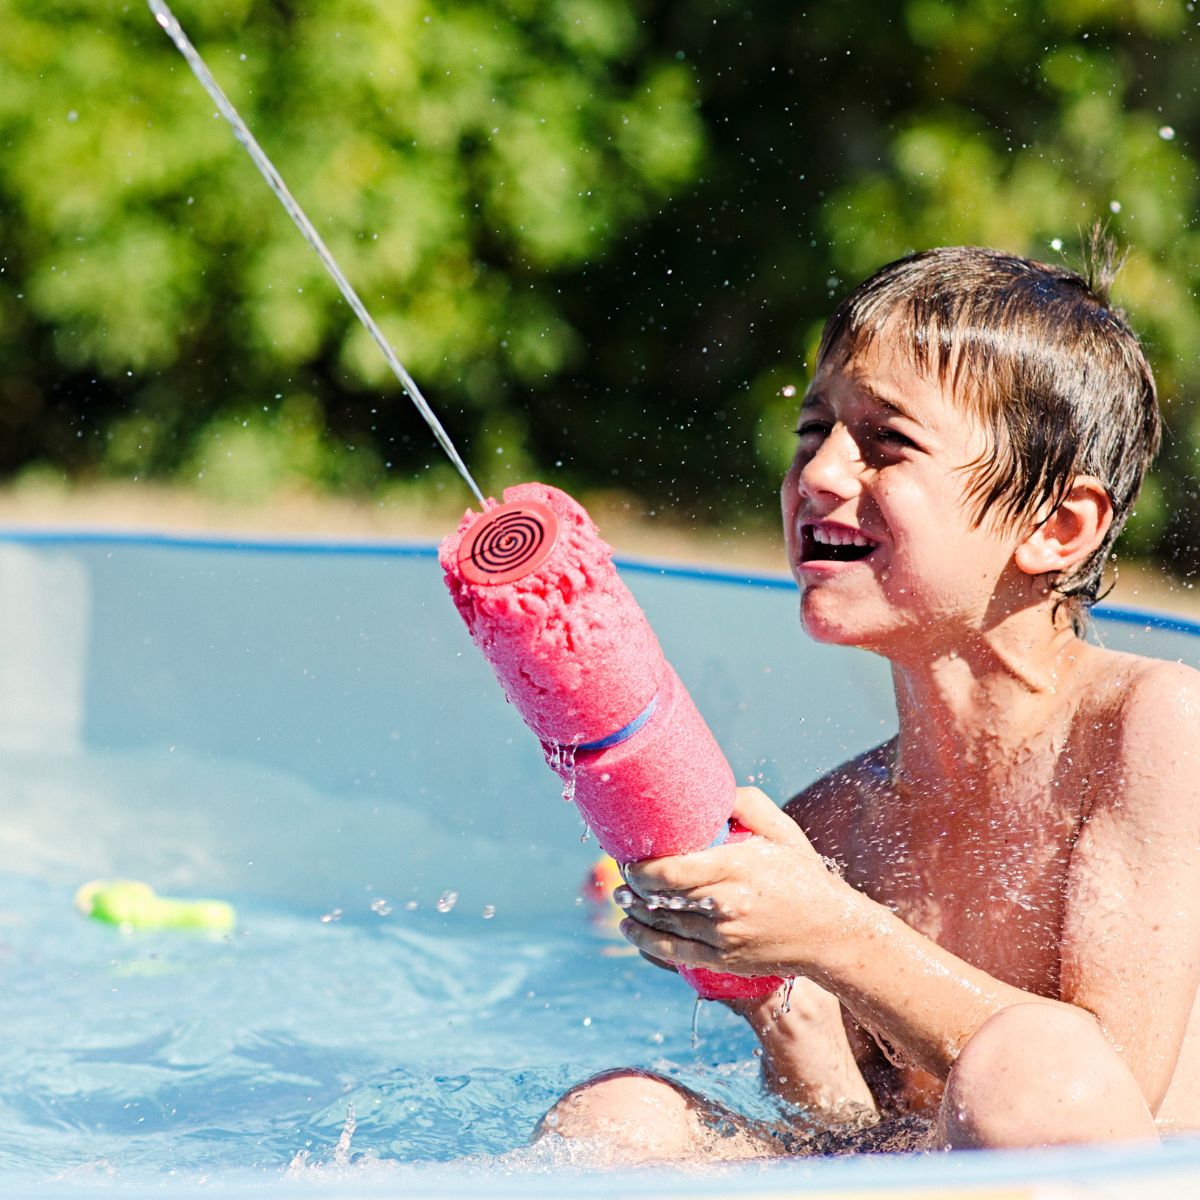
top-left (0, 0), bottom-right (703, 487)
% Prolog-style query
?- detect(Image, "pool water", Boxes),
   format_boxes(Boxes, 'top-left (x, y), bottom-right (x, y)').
top-left (2, 753), bottom-right (777, 1179)
top-left (3, 531), bottom-right (1200, 1195)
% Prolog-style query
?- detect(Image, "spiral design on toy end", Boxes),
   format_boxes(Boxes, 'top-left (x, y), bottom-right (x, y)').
top-left (472, 511), bottom-right (544, 572)
top-left (457, 499), bottom-right (560, 585)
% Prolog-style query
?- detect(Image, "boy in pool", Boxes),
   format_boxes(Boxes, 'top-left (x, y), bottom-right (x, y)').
top-left (536, 243), bottom-right (1200, 1159)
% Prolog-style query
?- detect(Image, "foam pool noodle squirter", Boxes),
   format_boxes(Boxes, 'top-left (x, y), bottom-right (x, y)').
top-left (440, 483), bottom-right (783, 1001)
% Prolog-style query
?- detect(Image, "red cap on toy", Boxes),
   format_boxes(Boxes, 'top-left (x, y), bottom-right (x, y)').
top-left (456, 500), bottom-right (559, 586)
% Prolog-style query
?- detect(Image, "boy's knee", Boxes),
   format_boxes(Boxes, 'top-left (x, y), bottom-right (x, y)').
top-left (938, 1004), bottom-right (1156, 1150)
top-left (535, 1069), bottom-right (702, 1160)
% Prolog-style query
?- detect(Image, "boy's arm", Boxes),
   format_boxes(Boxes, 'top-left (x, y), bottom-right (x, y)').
top-left (1058, 661), bottom-right (1200, 1111)
top-left (621, 659), bottom-right (1200, 1104)
top-left (620, 787), bottom-right (1061, 1081)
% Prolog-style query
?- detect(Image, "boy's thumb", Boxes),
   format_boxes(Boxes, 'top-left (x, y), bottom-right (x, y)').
top-left (731, 786), bottom-right (805, 845)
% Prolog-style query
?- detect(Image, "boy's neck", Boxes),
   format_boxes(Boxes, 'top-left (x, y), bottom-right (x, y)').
top-left (888, 608), bottom-right (1093, 802)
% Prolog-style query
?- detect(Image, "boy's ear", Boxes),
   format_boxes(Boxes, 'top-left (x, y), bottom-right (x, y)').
top-left (1013, 476), bottom-right (1114, 577)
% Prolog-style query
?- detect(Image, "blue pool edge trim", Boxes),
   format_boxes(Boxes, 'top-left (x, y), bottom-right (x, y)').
top-left (2, 524), bottom-right (1199, 639)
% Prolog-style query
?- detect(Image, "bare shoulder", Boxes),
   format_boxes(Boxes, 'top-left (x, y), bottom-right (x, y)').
top-left (1081, 647), bottom-right (1200, 825)
top-left (1088, 648), bottom-right (1200, 748)
top-left (783, 739), bottom-right (895, 862)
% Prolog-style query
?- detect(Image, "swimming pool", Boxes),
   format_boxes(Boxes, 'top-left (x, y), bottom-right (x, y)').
top-left (3, 528), bottom-right (1200, 1197)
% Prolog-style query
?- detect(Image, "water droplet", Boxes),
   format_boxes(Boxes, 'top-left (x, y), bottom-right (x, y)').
top-left (369, 898), bottom-right (392, 916)
top-left (781, 384), bottom-right (797, 398)
top-left (543, 741), bottom-right (579, 804)
top-left (481, 904), bottom-right (496, 919)
top-left (1050, 237), bottom-right (1064, 252)
top-left (777, 976), bottom-right (796, 1016)
top-left (1159, 125), bottom-right (1176, 141)
top-left (436, 891), bottom-right (458, 913)
top-left (1109, 200), bottom-right (1122, 213)
top-left (320, 908), bottom-right (343, 924)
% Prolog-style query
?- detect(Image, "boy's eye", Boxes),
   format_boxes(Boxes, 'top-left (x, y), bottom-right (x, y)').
top-left (877, 428), bottom-right (916, 449)
top-left (795, 420), bottom-right (831, 438)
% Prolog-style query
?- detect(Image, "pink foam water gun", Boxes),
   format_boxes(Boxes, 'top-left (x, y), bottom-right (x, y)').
top-left (440, 483), bottom-right (782, 1001)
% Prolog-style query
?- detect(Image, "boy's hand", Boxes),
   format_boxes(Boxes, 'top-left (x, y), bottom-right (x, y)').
top-left (616, 787), bottom-right (854, 980)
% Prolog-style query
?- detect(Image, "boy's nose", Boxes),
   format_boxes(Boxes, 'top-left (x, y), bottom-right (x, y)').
top-left (795, 423), bottom-right (864, 501)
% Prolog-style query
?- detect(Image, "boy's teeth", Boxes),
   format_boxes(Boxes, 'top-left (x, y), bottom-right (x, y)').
top-left (813, 527), bottom-right (869, 547)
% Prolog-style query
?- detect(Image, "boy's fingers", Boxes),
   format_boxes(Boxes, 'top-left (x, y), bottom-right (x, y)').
top-left (619, 918), bottom-right (720, 970)
top-left (619, 898), bottom-right (721, 947)
top-left (637, 949), bottom-right (680, 975)
top-left (624, 849), bottom-right (700, 897)
top-left (622, 789), bottom-right (806, 897)
top-left (623, 852), bottom-right (720, 898)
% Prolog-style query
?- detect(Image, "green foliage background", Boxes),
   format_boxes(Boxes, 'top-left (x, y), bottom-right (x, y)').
top-left (1, 1), bottom-right (1198, 565)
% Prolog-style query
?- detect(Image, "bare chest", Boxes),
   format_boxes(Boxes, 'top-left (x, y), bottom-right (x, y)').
top-left (843, 795), bottom-right (1085, 994)
top-left (836, 796), bottom-right (1085, 1111)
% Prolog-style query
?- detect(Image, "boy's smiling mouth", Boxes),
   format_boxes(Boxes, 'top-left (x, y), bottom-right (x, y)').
top-left (800, 521), bottom-right (880, 564)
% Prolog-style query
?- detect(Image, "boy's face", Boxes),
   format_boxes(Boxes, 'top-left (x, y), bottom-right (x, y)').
top-left (781, 327), bottom-right (1026, 656)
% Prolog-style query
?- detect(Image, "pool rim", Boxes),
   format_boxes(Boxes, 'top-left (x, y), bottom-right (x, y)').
top-left (0, 524), bottom-right (1197, 640)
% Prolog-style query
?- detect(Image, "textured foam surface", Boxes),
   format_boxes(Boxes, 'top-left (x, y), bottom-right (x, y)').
top-left (565, 662), bottom-right (733, 863)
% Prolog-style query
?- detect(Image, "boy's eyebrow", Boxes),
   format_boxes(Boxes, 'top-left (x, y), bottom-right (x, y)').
top-left (803, 385), bottom-right (926, 426)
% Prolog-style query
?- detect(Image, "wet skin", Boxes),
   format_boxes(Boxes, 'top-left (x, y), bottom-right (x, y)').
top-left (618, 331), bottom-right (1200, 1135)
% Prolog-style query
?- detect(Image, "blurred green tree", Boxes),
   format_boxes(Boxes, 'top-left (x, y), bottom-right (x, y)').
top-left (559, 0), bottom-right (1199, 565)
top-left (1, 0), bottom-right (1198, 573)
top-left (0, 0), bottom-right (703, 499)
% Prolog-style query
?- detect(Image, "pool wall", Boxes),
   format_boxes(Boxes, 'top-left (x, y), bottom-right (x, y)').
top-left (3, 527), bottom-right (1200, 1197)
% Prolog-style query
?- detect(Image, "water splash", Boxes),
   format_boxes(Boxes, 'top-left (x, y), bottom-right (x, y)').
top-left (332, 1104), bottom-right (357, 1169)
top-left (147, 0), bottom-right (485, 509)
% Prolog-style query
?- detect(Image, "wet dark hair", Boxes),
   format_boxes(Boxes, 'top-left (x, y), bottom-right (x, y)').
top-left (814, 235), bottom-right (1161, 635)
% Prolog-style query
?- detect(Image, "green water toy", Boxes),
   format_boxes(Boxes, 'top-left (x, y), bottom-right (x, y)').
top-left (75, 879), bottom-right (236, 932)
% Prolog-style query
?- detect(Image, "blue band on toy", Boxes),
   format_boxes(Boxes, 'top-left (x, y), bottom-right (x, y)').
top-left (708, 821), bottom-right (730, 849)
top-left (575, 693), bottom-right (659, 753)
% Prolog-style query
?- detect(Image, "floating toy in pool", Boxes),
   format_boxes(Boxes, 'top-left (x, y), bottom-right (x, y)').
top-left (583, 854), bottom-right (624, 930)
top-left (440, 482), bottom-right (782, 1001)
top-left (75, 879), bottom-right (236, 932)
top-left (584, 854), bottom-right (624, 906)
top-left (585, 856), bottom-right (640, 956)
